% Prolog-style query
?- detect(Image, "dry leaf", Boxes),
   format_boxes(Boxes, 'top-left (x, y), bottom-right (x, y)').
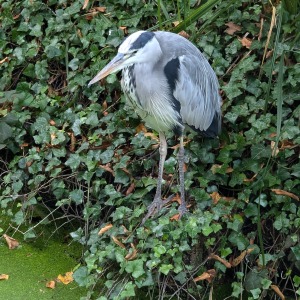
top-left (271, 141), bottom-right (279, 157)
top-left (0, 274), bottom-right (9, 280)
top-left (69, 131), bottom-right (76, 152)
top-left (125, 243), bottom-right (138, 260)
top-left (231, 248), bottom-right (254, 267)
top-left (13, 14), bottom-right (20, 20)
top-left (57, 272), bottom-right (73, 285)
top-left (208, 253), bottom-right (231, 268)
top-left (3, 234), bottom-right (19, 249)
top-left (49, 119), bottom-right (56, 126)
top-left (119, 26), bottom-right (127, 34)
top-left (82, 0), bottom-right (89, 10)
top-left (225, 22), bottom-right (241, 35)
top-left (46, 280), bottom-right (56, 289)
top-left (261, 6), bottom-right (276, 68)
top-left (50, 133), bottom-right (57, 143)
top-left (210, 164), bottom-right (222, 174)
top-left (271, 285), bottom-right (285, 300)
top-left (136, 123), bottom-right (147, 133)
top-left (121, 225), bottom-right (130, 235)
top-left (0, 57), bottom-right (9, 64)
top-left (239, 36), bottom-right (252, 49)
top-left (111, 236), bottom-right (126, 249)
top-left (194, 269), bottom-right (216, 283)
top-left (98, 223), bottom-right (113, 235)
top-left (85, 11), bottom-right (98, 20)
top-left (258, 17), bottom-right (264, 41)
top-left (170, 213), bottom-right (180, 221)
top-left (280, 140), bottom-right (296, 150)
top-left (271, 189), bottom-right (299, 201)
top-left (178, 31), bottom-right (190, 39)
top-left (243, 173), bottom-right (257, 182)
top-left (125, 183), bottom-right (135, 196)
top-left (99, 164), bottom-right (115, 175)
top-left (210, 191), bottom-right (221, 204)
top-left (95, 6), bottom-right (106, 12)
top-left (170, 139), bottom-right (190, 150)
top-left (172, 194), bottom-right (182, 205)
top-left (144, 132), bottom-right (159, 142)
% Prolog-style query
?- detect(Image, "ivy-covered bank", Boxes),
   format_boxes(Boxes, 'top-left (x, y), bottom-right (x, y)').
top-left (0, 0), bottom-right (299, 299)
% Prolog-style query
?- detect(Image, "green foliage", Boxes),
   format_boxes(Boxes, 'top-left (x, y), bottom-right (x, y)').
top-left (0, 0), bottom-right (299, 299)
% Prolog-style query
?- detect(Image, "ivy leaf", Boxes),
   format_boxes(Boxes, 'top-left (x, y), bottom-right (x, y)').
top-left (69, 189), bottom-right (84, 205)
top-left (125, 259), bottom-right (145, 278)
top-left (159, 264), bottom-right (173, 275)
top-left (73, 266), bottom-right (89, 286)
top-left (0, 122), bottom-right (12, 143)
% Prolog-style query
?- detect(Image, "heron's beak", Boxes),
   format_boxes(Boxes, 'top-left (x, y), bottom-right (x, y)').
top-left (88, 53), bottom-right (125, 87)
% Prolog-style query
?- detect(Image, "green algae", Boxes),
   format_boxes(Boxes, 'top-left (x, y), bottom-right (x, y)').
top-left (0, 215), bottom-right (86, 300)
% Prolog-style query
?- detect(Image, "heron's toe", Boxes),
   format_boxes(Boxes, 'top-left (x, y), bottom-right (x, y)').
top-left (178, 203), bottom-right (188, 219)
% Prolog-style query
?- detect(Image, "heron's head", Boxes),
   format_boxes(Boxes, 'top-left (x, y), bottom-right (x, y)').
top-left (88, 31), bottom-right (160, 86)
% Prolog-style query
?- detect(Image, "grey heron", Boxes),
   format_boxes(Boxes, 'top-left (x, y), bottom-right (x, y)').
top-left (88, 31), bottom-right (221, 223)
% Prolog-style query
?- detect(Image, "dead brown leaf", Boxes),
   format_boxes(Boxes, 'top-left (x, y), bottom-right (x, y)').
top-left (99, 164), bottom-right (115, 175)
top-left (238, 36), bottom-right (252, 49)
top-left (121, 225), bottom-right (130, 235)
top-left (3, 234), bottom-right (19, 249)
top-left (95, 6), bottom-right (106, 12)
top-left (144, 132), bottom-right (159, 142)
top-left (50, 133), bottom-right (57, 143)
top-left (194, 269), bottom-right (216, 283)
top-left (271, 141), bottom-right (279, 157)
top-left (125, 182), bottom-right (135, 196)
top-left (46, 280), bottom-right (56, 289)
top-left (119, 26), bottom-right (128, 34)
top-left (211, 164), bottom-right (231, 174)
top-left (210, 191), bottom-right (221, 205)
top-left (271, 189), bottom-right (299, 201)
top-left (98, 223), bottom-right (113, 235)
top-left (13, 14), bottom-right (20, 20)
top-left (243, 173), bottom-right (257, 182)
top-left (57, 272), bottom-right (73, 285)
top-left (69, 131), bottom-right (76, 152)
top-left (170, 139), bottom-right (190, 150)
top-left (112, 236), bottom-right (126, 249)
top-left (280, 140), bottom-right (296, 150)
top-left (261, 6), bottom-right (276, 69)
top-left (271, 284), bottom-right (285, 300)
top-left (0, 274), bottom-right (9, 280)
top-left (0, 57), bottom-right (9, 64)
top-left (231, 248), bottom-right (254, 267)
top-left (225, 22), bottom-right (242, 35)
top-left (125, 243), bottom-right (138, 260)
top-left (208, 253), bottom-right (231, 268)
top-left (178, 31), bottom-right (190, 39)
top-left (170, 213), bottom-right (180, 221)
top-left (85, 11), bottom-right (99, 21)
top-left (136, 123), bottom-right (147, 133)
top-left (82, 0), bottom-right (89, 10)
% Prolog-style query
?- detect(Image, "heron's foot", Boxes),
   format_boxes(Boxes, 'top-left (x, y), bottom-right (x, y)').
top-left (177, 202), bottom-right (188, 219)
top-left (141, 195), bottom-right (174, 225)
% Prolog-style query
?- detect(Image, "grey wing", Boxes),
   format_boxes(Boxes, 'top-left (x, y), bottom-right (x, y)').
top-left (174, 54), bottom-right (221, 136)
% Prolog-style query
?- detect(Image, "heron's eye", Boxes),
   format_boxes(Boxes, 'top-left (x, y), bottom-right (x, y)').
top-left (124, 50), bottom-right (137, 59)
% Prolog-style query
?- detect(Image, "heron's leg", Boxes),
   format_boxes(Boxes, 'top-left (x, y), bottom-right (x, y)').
top-left (142, 132), bottom-right (168, 223)
top-left (178, 135), bottom-right (187, 217)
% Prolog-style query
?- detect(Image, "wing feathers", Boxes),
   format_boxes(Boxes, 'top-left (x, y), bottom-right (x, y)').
top-left (174, 55), bottom-right (221, 136)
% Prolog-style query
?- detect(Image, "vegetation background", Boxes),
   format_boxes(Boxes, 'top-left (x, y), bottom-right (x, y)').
top-left (0, 0), bottom-right (299, 299)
